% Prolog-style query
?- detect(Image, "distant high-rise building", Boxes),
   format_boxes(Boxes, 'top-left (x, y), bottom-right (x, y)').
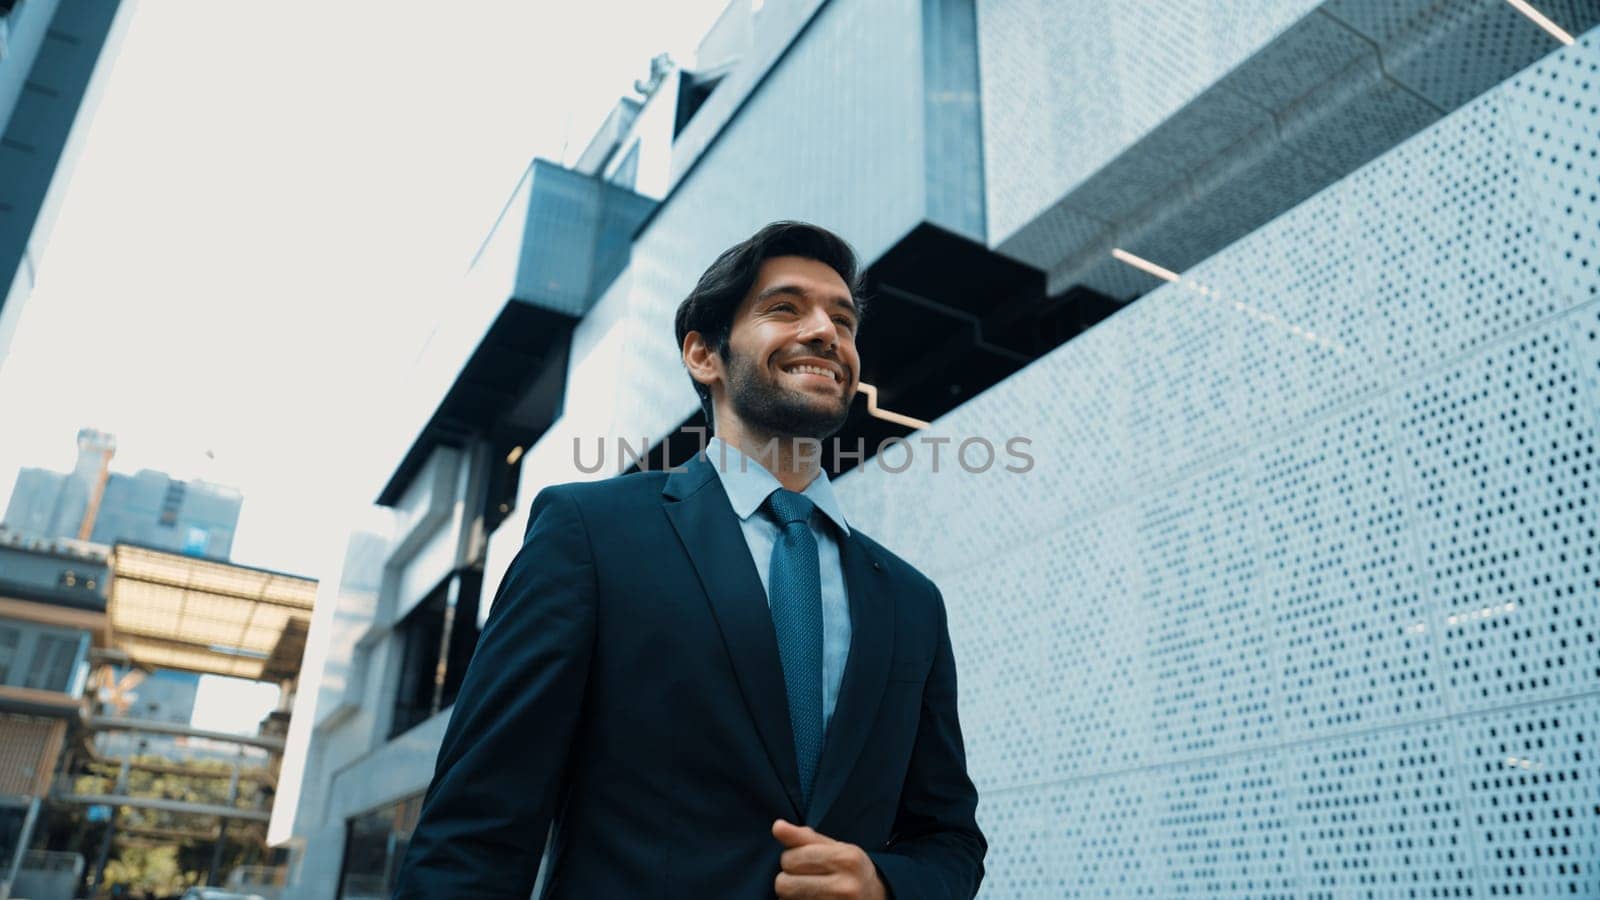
top-left (92, 666), bottom-right (205, 761)
top-left (3, 428), bottom-right (243, 560)
top-left (0, 0), bottom-right (135, 369)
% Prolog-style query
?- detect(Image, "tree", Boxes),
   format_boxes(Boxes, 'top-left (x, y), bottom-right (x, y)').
top-left (73, 753), bottom-right (273, 894)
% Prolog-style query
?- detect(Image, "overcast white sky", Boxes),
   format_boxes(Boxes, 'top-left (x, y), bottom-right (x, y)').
top-left (0, 1), bottom-right (729, 729)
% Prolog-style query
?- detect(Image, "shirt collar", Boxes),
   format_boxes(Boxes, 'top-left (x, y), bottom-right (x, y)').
top-left (705, 435), bottom-right (851, 536)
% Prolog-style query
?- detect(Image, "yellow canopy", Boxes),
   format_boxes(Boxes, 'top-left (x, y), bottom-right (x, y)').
top-left (107, 543), bottom-right (317, 681)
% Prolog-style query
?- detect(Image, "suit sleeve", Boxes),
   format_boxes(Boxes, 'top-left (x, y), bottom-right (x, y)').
top-left (868, 585), bottom-right (987, 900)
top-left (393, 485), bottom-right (597, 899)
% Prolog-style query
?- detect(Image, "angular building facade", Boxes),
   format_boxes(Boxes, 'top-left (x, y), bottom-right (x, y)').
top-left (281, 1), bottom-right (1600, 896)
top-left (0, 0), bottom-right (132, 368)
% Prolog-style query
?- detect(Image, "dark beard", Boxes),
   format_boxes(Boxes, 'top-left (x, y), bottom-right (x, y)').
top-left (725, 349), bottom-right (850, 442)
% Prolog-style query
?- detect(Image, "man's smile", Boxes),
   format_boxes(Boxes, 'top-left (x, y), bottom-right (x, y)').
top-left (778, 358), bottom-right (845, 388)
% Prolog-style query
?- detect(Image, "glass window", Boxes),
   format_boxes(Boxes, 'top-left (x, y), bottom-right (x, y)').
top-left (183, 525), bottom-right (210, 555)
top-left (0, 626), bottom-right (19, 682)
top-left (23, 633), bottom-right (80, 692)
top-left (387, 572), bottom-right (481, 740)
top-left (338, 792), bottom-right (424, 899)
top-left (0, 803), bottom-right (28, 871)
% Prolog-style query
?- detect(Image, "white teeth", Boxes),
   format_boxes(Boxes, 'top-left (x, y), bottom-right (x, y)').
top-left (784, 364), bottom-right (839, 382)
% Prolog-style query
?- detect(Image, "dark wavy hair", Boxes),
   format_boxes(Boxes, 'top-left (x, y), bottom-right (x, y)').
top-left (674, 221), bottom-right (866, 431)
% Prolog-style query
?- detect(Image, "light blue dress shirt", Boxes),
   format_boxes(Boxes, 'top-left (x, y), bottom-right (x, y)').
top-left (705, 435), bottom-right (853, 731)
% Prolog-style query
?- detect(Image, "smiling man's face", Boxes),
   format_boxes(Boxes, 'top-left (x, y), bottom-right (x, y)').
top-left (716, 254), bottom-right (860, 442)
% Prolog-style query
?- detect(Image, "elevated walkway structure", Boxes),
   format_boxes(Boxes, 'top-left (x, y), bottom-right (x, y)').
top-left (104, 543), bottom-right (317, 682)
top-left (35, 543), bottom-right (319, 893)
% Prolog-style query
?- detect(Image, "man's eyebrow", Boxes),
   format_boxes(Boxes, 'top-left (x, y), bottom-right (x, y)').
top-left (755, 284), bottom-right (859, 317)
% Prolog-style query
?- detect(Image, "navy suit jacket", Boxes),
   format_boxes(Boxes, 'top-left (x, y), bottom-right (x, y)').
top-left (394, 450), bottom-right (986, 899)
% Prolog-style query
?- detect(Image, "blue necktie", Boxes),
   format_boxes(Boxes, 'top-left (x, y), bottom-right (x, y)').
top-left (761, 488), bottom-right (824, 809)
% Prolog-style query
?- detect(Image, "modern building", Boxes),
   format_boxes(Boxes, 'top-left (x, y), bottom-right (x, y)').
top-left (281, 0), bottom-right (1600, 896)
top-left (5, 429), bottom-right (243, 561)
top-left (0, 524), bottom-right (316, 896)
top-left (0, 529), bottom-right (106, 899)
top-left (0, 0), bottom-right (134, 369)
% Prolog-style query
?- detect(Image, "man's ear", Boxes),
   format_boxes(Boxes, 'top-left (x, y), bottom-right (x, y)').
top-left (682, 331), bottom-right (722, 391)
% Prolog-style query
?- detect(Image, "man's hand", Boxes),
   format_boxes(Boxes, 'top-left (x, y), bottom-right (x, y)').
top-left (772, 819), bottom-right (888, 900)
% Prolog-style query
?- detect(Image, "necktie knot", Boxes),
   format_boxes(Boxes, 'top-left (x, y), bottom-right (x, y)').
top-left (762, 489), bottom-right (814, 527)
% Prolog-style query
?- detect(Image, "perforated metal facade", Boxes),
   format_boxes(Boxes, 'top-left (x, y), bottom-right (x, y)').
top-left (835, 26), bottom-right (1599, 898)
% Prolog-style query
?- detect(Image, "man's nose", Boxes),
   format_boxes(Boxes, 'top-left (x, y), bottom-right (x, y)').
top-left (797, 308), bottom-right (840, 347)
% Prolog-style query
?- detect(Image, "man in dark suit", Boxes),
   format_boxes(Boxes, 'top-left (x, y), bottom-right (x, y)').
top-left (394, 221), bottom-right (985, 899)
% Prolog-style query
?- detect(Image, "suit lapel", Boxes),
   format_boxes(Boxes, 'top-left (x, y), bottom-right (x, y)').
top-left (662, 453), bottom-right (804, 819)
top-left (807, 527), bottom-right (892, 826)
